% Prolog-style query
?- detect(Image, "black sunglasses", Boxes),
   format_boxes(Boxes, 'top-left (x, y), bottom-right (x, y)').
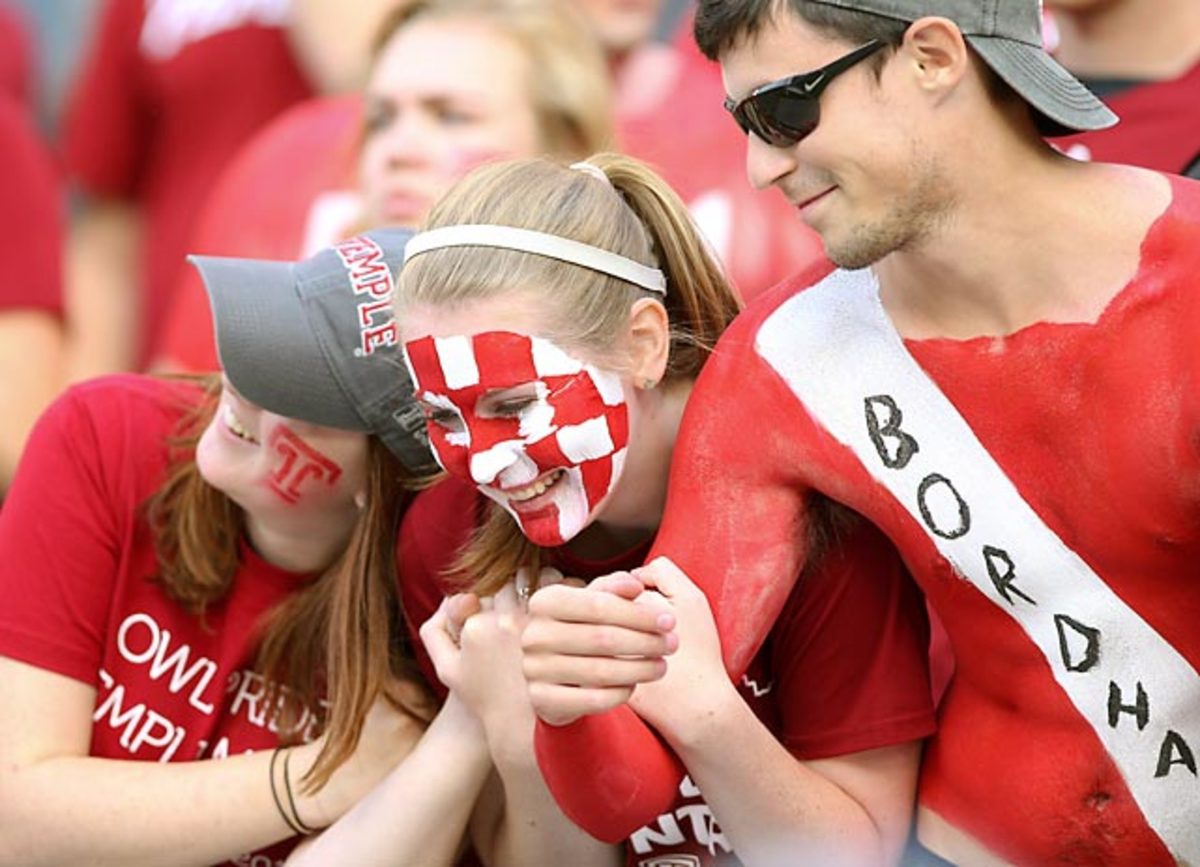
top-left (725, 40), bottom-right (886, 148)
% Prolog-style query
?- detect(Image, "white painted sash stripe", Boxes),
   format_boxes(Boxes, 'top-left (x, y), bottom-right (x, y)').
top-left (755, 268), bottom-right (1200, 862)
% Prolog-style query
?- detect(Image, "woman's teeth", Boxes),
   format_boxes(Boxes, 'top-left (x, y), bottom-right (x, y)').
top-left (507, 469), bottom-right (564, 502)
top-left (223, 405), bottom-right (258, 443)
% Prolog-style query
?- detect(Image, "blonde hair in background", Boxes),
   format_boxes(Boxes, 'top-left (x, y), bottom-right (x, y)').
top-left (398, 153), bottom-right (742, 594)
top-left (368, 0), bottom-right (614, 160)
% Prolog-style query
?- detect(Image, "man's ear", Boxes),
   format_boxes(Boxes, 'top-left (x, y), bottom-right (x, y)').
top-left (900, 16), bottom-right (971, 96)
top-left (627, 298), bottom-right (670, 389)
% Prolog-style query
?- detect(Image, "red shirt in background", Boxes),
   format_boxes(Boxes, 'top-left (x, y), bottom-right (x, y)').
top-left (0, 374), bottom-right (320, 866)
top-left (62, 0), bottom-right (314, 364)
top-left (0, 2), bottom-right (33, 108)
top-left (398, 477), bottom-right (935, 867)
top-left (1054, 62), bottom-right (1200, 175)
top-left (153, 95), bottom-right (362, 371)
top-left (0, 92), bottom-right (62, 316)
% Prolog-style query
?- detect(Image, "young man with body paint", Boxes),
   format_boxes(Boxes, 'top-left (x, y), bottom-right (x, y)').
top-left (522, 2), bottom-right (1200, 865)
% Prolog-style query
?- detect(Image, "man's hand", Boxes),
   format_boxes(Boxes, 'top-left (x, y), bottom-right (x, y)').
top-left (625, 558), bottom-right (737, 743)
top-left (521, 572), bottom-right (678, 727)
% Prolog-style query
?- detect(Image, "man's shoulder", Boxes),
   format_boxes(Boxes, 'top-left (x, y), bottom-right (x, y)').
top-left (725, 258), bottom-right (838, 344)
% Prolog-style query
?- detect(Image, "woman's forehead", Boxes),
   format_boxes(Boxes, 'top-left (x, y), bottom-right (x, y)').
top-left (406, 331), bottom-right (587, 393)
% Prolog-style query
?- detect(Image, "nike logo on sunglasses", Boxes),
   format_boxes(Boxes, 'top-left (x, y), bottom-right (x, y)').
top-left (725, 40), bottom-right (885, 147)
top-left (800, 72), bottom-right (827, 94)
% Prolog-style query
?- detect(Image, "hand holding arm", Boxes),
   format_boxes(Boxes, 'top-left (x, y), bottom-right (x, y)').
top-left (446, 576), bottom-right (621, 867)
top-left (285, 690), bottom-right (492, 867)
top-left (521, 575), bottom-right (677, 727)
top-left (630, 558), bottom-right (923, 867)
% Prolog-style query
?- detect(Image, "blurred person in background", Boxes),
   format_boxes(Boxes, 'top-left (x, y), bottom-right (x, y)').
top-left (0, 1), bottom-right (34, 108)
top-left (1046, 0), bottom-right (1200, 176)
top-left (0, 89), bottom-right (64, 496)
top-left (60, 0), bottom-right (396, 381)
top-left (152, 0), bottom-right (614, 373)
top-left (575, 0), bottom-right (826, 302)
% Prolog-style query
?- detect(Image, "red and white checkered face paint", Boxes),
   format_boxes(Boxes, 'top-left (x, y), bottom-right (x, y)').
top-left (403, 331), bottom-right (630, 546)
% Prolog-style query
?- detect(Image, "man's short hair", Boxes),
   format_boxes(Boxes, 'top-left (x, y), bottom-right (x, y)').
top-left (695, 0), bottom-right (906, 63)
top-left (693, 0), bottom-right (1118, 136)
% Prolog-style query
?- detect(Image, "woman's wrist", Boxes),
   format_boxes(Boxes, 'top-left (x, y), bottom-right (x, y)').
top-left (651, 676), bottom-right (745, 754)
top-left (288, 740), bottom-right (345, 831)
top-left (481, 701), bottom-right (538, 772)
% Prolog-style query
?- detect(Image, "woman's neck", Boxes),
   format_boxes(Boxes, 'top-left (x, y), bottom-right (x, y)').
top-left (244, 511), bottom-right (358, 574)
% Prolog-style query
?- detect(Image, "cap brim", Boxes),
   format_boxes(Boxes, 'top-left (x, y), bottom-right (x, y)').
top-left (188, 254), bottom-right (369, 431)
top-left (968, 36), bottom-right (1119, 136)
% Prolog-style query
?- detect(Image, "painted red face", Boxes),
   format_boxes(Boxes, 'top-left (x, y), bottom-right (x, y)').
top-left (404, 331), bottom-right (630, 546)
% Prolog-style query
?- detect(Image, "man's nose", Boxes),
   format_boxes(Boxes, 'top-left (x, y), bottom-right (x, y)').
top-left (746, 133), bottom-right (798, 191)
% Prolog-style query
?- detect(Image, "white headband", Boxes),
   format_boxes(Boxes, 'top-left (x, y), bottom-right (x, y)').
top-left (403, 224), bottom-right (667, 295)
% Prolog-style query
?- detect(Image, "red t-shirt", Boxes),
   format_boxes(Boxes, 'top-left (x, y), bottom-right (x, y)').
top-left (0, 3), bottom-right (33, 108)
top-left (153, 95), bottom-right (362, 371)
top-left (0, 93), bottom-right (62, 315)
top-left (62, 0), bottom-right (314, 364)
top-left (661, 175), bottom-right (1200, 865)
top-left (398, 477), bottom-right (936, 866)
top-left (1053, 61), bottom-right (1200, 175)
top-left (615, 40), bottom-right (825, 305)
top-left (0, 374), bottom-right (321, 866)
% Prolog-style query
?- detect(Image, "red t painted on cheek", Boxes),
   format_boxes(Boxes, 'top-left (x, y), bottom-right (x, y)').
top-left (266, 427), bottom-right (344, 505)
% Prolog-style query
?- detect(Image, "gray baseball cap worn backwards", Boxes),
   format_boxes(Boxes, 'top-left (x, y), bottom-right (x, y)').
top-left (811, 0), bottom-right (1117, 134)
top-left (188, 228), bottom-right (437, 474)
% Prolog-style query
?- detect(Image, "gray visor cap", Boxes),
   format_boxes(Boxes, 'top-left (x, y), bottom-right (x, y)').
top-left (806, 0), bottom-right (1118, 135)
top-left (189, 228), bottom-right (436, 474)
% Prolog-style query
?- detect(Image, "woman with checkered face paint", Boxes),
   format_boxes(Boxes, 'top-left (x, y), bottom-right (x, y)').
top-left (387, 153), bottom-right (936, 867)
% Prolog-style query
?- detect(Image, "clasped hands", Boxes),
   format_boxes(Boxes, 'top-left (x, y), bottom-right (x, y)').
top-left (421, 558), bottom-right (728, 741)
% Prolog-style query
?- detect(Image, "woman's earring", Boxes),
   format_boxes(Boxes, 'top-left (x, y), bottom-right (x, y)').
top-left (642, 378), bottom-right (657, 390)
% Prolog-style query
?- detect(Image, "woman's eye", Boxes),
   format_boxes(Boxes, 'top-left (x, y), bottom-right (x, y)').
top-left (494, 400), bottom-right (535, 417)
top-left (435, 105), bottom-right (477, 126)
top-left (363, 103), bottom-right (394, 135)
top-left (427, 409), bottom-right (463, 430)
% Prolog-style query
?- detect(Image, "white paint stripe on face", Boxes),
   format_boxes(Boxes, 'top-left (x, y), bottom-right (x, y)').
top-left (756, 267), bottom-right (1200, 864)
top-left (518, 382), bottom-right (557, 440)
top-left (531, 336), bottom-right (584, 377)
top-left (554, 465), bottom-right (590, 541)
top-left (557, 416), bottom-right (614, 464)
top-left (435, 335), bottom-right (480, 389)
top-left (587, 365), bottom-right (626, 407)
top-left (495, 451), bottom-right (540, 489)
top-left (402, 348), bottom-right (422, 391)
top-left (469, 442), bottom-right (520, 485)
